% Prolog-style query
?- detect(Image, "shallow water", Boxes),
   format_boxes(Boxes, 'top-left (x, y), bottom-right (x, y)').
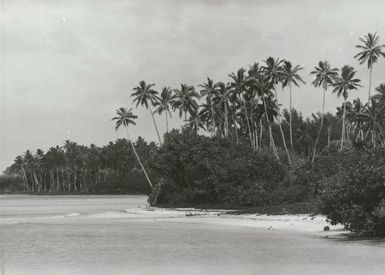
top-left (0, 195), bottom-right (384, 275)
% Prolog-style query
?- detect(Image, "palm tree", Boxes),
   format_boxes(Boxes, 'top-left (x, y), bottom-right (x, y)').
top-left (281, 60), bottom-right (306, 149)
top-left (347, 98), bottom-right (366, 142)
top-left (154, 87), bottom-right (174, 133)
top-left (112, 107), bottom-right (153, 190)
top-left (354, 32), bottom-right (385, 102)
top-left (229, 68), bottom-right (253, 146)
top-left (332, 65), bottom-right (361, 150)
top-left (199, 78), bottom-right (219, 135)
top-left (213, 82), bottom-right (232, 137)
top-left (373, 83), bottom-right (385, 103)
top-left (251, 71), bottom-right (280, 160)
top-left (132, 81), bottom-right (162, 145)
top-left (362, 99), bottom-right (385, 147)
top-left (172, 84), bottom-right (200, 120)
top-left (185, 112), bottom-right (206, 132)
top-left (310, 61), bottom-right (338, 163)
top-left (263, 57), bottom-right (291, 164)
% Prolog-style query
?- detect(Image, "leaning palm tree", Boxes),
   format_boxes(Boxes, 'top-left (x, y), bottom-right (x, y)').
top-left (154, 87), bottom-right (174, 133)
top-left (281, 60), bottom-right (306, 149)
top-left (172, 84), bottom-right (200, 120)
top-left (112, 107), bottom-right (153, 190)
top-left (332, 65), bottom-right (361, 150)
top-left (354, 32), bottom-right (385, 102)
top-left (310, 61), bottom-right (339, 163)
top-left (132, 81), bottom-right (162, 145)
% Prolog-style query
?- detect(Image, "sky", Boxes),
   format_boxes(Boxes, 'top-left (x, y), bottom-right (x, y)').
top-left (1, 0), bottom-right (385, 172)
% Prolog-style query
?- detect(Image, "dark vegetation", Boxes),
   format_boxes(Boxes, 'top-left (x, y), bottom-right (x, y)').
top-left (3, 32), bottom-right (385, 237)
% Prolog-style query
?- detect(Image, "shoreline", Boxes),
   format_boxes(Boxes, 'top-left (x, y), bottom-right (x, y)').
top-left (121, 207), bottom-right (345, 235)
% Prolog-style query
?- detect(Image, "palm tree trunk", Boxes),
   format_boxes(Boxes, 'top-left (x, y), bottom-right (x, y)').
top-left (275, 89), bottom-right (291, 165)
top-left (233, 116), bottom-right (239, 143)
top-left (340, 99), bottom-right (346, 151)
top-left (289, 83), bottom-right (294, 150)
top-left (259, 117), bottom-right (263, 151)
top-left (327, 127), bottom-right (331, 147)
top-left (224, 103), bottom-right (229, 137)
top-left (312, 88), bottom-right (326, 163)
top-left (165, 112), bottom-right (169, 133)
top-left (368, 66), bottom-right (373, 103)
top-left (240, 96), bottom-right (253, 148)
top-left (125, 127), bottom-right (153, 190)
top-left (148, 106), bottom-right (162, 145)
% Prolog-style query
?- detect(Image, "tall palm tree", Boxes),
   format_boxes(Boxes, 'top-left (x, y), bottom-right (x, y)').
top-left (132, 81), bottom-right (162, 145)
top-left (172, 84), bottom-right (200, 120)
top-left (112, 107), bottom-right (153, 190)
top-left (251, 70), bottom-right (280, 160)
top-left (310, 61), bottom-right (339, 163)
top-left (354, 32), bottom-right (385, 102)
top-left (199, 78), bottom-right (219, 135)
top-left (229, 68), bottom-right (253, 146)
top-left (281, 60), bottom-right (306, 149)
top-left (332, 65), bottom-right (361, 150)
top-left (263, 57), bottom-right (291, 164)
top-left (154, 87), bottom-right (174, 133)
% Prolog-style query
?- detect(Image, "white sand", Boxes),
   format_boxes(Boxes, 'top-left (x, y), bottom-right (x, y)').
top-left (119, 207), bottom-right (346, 235)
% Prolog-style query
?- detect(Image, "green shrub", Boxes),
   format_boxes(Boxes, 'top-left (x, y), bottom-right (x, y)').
top-left (148, 128), bottom-right (286, 206)
top-left (0, 175), bottom-right (25, 193)
top-left (318, 148), bottom-right (385, 237)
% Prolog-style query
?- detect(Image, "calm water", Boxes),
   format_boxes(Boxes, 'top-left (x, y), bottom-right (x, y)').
top-left (0, 195), bottom-right (384, 275)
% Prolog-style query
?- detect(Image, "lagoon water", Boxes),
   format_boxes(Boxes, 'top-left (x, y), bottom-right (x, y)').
top-left (0, 195), bottom-right (384, 275)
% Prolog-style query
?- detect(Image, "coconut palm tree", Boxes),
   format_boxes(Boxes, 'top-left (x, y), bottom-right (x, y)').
top-left (373, 83), bottom-right (385, 103)
top-left (263, 57), bottom-right (292, 164)
top-left (281, 60), bottom-right (306, 149)
top-left (251, 71), bottom-right (280, 160)
top-left (310, 61), bottom-right (339, 163)
top-left (154, 87), bottom-right (174, 133)
top-left (362, 99), bottom-right (385, 147)
top-left (347, 98), bottom-right (367, 142)
top-left (185, 111), bottom-right (206, 132)
top-left (199, 78), bottom-right (219, 135)
top-left (132, 81), bottom-right (162, 145)
top-left (112, 107), bottom-right (153, 190)
top-left (229, 68), bottom-right (253, 146)
top-left (354, 32), bottom-right (385, 102)
top-left (332, 65), bottom-right (361, 150)
top-left (172, 84), bottom-right (200, 120)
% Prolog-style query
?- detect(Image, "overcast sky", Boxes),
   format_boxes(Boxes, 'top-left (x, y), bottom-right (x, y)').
top-left (1, 0), bottom-right (385, 171)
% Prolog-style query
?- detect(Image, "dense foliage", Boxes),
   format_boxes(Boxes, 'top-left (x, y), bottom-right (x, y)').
top-left (317, 148), bottom-right (385, 237)
top-left (148, 128), bottom-right (286, 206)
